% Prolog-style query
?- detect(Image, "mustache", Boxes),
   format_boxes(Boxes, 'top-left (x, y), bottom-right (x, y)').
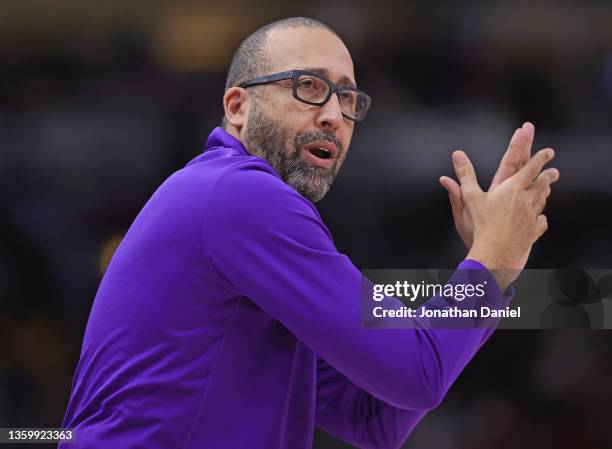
top-left (293, 131), bottom-right (343, 156)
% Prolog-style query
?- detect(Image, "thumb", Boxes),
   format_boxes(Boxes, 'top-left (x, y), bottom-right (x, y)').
top-left (439, 176), bottom-right (462, 216)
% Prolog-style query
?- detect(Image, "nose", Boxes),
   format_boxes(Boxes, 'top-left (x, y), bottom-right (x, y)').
top-left (316, 92), bottom-right (344, 131)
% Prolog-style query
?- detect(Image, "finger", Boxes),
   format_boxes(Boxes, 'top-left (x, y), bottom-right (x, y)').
top-left (489, 122), bottom-right (535, 190)
top-left (528, 167), bottom-right (560, 192)
top-left (521, 122), bottom-right (535, 164)
top-left (534, 214), bottom-right (549, 241)
top-left (439, 176), bottom-right (462, 216)
top-left (489, 128), bottom-right (525, 190)
top-left (514, 148), bottom-right (555, 186)
top-left (452, 151), bottom-right (482, 192)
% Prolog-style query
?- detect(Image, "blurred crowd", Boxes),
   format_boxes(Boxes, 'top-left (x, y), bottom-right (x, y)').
top-left (1, 1), bottom-right (611, 448)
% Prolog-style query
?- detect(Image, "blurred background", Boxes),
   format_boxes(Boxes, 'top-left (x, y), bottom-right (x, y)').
top-left (1, 0), bottom-right (611, 448)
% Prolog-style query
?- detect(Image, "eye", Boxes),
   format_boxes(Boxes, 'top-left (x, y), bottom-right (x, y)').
top-left (339, 90), bottom-right (356, 105)
top-left (298, 77), bottom-right (318, 89)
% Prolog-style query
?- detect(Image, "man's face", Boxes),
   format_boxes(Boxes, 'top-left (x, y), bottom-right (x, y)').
top-left (242, 27), bottom-right (356, 202)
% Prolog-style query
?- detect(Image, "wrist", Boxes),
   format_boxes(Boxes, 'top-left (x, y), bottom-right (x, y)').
top-left (466, 244), bottom-right (502, 269)
top-left (466, 247), bottom-right (514, 292)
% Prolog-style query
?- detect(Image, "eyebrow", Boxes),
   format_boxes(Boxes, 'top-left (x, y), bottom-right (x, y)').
top-left (300, 67), bottom-right (357, 89)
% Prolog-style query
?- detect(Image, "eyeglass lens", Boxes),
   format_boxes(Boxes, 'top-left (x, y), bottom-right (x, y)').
top-left (295, 74), bottom-right (368, 120)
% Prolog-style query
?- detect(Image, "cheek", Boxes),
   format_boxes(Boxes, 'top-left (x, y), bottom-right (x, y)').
top-left (341, 125), bottom-right (354, 154)
top-left (271, 95), bottom-right (313, 130)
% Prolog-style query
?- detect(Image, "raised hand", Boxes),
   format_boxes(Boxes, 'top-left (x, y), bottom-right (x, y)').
top-left (439, 122), bottom-right (535, 249)
top-left (451, 147), bottom-right (559, 290)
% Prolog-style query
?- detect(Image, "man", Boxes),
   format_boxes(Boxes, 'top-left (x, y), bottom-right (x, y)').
top-left (60, 17), bottom-right (559, 449)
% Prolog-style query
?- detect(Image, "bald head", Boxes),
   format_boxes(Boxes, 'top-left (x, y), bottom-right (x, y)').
top-left (224, 17), bottom-right (342, 91)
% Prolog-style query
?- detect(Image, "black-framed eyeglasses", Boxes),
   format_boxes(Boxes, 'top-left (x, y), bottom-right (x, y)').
top-left (239, 70), bottom-right (371, 122)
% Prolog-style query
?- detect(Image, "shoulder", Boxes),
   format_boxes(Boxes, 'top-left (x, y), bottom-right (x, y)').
top-left (208, 157), bottom-right (321, 223)
top-left (204, 157), bottom-right (334, 251)
top-left (156, 153), bottom-right (286, 208)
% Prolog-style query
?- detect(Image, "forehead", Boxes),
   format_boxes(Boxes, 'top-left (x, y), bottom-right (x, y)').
top-left (264, 27), bottom-right (355, 85)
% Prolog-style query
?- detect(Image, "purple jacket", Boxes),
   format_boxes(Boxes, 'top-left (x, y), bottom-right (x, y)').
top-left (60, 127), bottom-right (509, 449)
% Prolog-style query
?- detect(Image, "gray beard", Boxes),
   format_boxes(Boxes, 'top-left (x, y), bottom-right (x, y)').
top-left (242, 101), bottom-right (344, 203)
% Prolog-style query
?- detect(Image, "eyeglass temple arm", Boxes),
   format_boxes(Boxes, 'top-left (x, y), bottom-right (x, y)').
top-left (239, 71), bottom-right (295, 88)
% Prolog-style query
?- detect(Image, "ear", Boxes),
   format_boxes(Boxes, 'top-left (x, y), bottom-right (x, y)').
top-left (223, 87), bottom-right (249, 130)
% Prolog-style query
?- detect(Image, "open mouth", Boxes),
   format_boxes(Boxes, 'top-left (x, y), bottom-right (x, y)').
top-left (301, 140), bottom-right (338, 169)
top-left (308, 147), bottom-right (332, 160)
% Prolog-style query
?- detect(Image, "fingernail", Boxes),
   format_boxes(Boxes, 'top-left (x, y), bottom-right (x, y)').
top-left (453, 151), bottom-right (467, 166)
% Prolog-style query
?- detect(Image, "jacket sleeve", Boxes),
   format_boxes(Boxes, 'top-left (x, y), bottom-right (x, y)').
top-left (315, 326), bottom-right (500, 449)
top-left (315, 355), bottom-right (427, 449)
top-left (205, 164), bottom-right (510, 413)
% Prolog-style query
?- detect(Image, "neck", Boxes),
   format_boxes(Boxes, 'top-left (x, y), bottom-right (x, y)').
top-left (225, 125), bottom-right (244, 145)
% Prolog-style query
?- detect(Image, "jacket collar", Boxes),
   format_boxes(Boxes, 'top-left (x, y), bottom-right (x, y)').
top-left (204, 127), bottom-right (249, 155)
